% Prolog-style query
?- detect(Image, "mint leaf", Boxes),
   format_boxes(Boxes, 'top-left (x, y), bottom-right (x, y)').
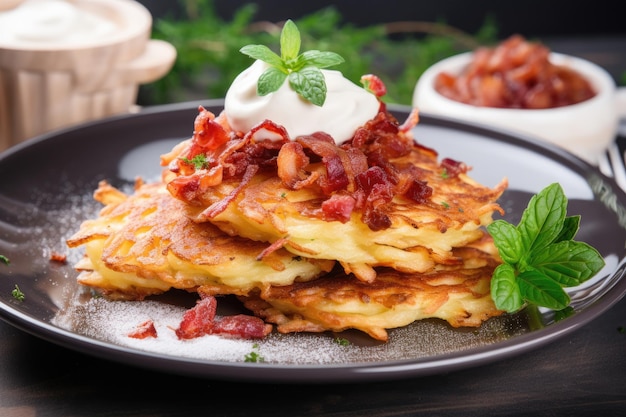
top-left (491, 264), bottom-right (523, 313)
top-left (517, 183), bottom-right (566, 254)
top-left (518, 270), bottom-right (570, 310)
top-left (528, 240), bottom-right (605, 286)
top-left (300, 50), bottom-right (345, 69)
top-left (239, 19), bottom-right (346, 106)
top-left (487, 219), bottom-right (522, 264)
top-left (289, 66), bottom-right (326, 106)
top-left (239, 45), bottom-right (285, 70)
top-left (280, 19), bottom-right (300, 61)
top-left (555, 215), bottom-right (580, 242)
top-left (258, 66), bottom-right (288, 96)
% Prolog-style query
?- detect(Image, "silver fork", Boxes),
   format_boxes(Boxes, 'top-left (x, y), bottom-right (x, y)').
top-left (598, 142), bottom-right (626, 192)
top-left (598, 116), bottom-right (626, 192)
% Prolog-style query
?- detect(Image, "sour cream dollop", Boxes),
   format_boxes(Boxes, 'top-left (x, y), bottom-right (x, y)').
top-left (0, 0), bottom-right (116, 44)
top-left (224, 60), bottom-right (380, 143)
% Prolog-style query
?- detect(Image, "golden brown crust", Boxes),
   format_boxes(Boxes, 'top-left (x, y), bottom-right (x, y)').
top-left (178, 154), bottom-right (507, 282)
top-left (240, 241), bottom-right (503, 341)
top-left (66, 181), bottom-right (334, 300)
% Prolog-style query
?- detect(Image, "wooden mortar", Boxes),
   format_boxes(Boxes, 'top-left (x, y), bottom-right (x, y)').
top-left (0, 0), bottom-right (176, 149)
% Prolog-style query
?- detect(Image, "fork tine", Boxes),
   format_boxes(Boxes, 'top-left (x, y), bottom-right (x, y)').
top-left (608, 142), bottom-right (626, 192)
top-left (597, 150), bottom-right (614, 178)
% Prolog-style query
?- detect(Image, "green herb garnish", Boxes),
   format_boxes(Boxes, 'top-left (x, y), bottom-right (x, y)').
top-left (0, 254), bottom-right (9, 265)
top-left (12, 284), bottom-right (24, 302)
top-left (487, 183), bottom-right (605, 313)
top-left (182, 154), bottom-right (209, 170)
top-left (239, 19), bottom-right (345, 106)
top-left (244, 343), bottom-right (265, 363)
top-left (334, 337), bottom-right (350, 346)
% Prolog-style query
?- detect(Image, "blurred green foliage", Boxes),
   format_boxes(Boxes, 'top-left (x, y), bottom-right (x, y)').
top-left (142, 0), bottom-right (498, 105)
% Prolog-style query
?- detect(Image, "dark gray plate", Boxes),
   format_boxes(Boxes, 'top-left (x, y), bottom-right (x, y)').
top-left (1, 100), bottom-right (625, 383)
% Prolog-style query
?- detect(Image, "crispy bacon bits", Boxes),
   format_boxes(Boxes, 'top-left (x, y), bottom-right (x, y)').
top-left (128, 320), bottom-right (158, 339)
top-left (175, 295), bottom-right (272, 340)
top-left (49, 252), bottom-right (67, 264)
top-left (162, 97), bottom-right (438, 232)
top-left (434, 35), bottom-right (596, 109)
top-left (175, 296), bottom-right (218, 339)
top-left (440, 158), bottom-right (470, 178)
top-left (360, 74), bottom-right (387, 98)
top-left (127, 296), bottom-right (272, 341)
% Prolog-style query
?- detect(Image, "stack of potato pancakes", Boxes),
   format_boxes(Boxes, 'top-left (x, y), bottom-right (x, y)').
top-left (67, 105), bottom-right (508, 341)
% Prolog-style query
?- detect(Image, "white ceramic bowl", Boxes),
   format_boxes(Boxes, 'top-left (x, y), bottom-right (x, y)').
top-left (413, 51), bottom-right (624, 165)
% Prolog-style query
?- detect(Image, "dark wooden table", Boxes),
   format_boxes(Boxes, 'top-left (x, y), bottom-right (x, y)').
top-left (1, 296), bottom-right (624, 416)
top-left (2, 36), bottom-right (626, 417)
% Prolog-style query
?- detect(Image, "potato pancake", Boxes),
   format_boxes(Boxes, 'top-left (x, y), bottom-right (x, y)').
top-left (66, 181), bottom-right (334, 300)
top-left (66, 105), bottom-right (507, 342)
top-left (239, 234), bottom-right (504, 342)
top-left (163, 108), bottom-right (507, 282)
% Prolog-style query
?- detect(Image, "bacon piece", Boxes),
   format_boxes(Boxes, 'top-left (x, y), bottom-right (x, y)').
top-left (297, 133), bottom-right (350, 193)
top-left (321, 194), bottom-right (356, 223)
top-left (166, 171), bottom-right (202, 202)
top-left (403, 179), bottom-right (433, 203)
top-left (277, 142), bottom-right (313, 189)
top-left (175, 295), bottom-right (272, 340)
top-left (129, 320), bottom-right (158, 339)
top-left (355, 166), bottom-right (390, 195)
top-left (323, 154), bottom-right (349, 193)
top-left (360, 74), bottom-right (387, 97)
top-left (175, 296), bottom-right (217, 339)
top-left (361, 208), bottom-right (392, 231)
top-left (213, 315), bottom-right (272, 339)
top-left (355, 166), bottom-right (395, 230)
top-left (441, 158), bottom-right (470, 178)
top-left (398, 107), bottom-right (419, 133)
top-left (192, 106), bottom-right (230, 150)
top-left (352, 112), bottom-right (413, 160)
top-left (49, 252), bottom-right (67, 264)
top-left (246, 118), bottom-right (291, 142)
top-left (169, 107), bottom-right (231, 178)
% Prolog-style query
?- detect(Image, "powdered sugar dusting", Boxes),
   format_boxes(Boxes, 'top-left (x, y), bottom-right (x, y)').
top-left (52, 286), bottom-right (528, 365)
top-left (54, 296), bottom-right (258, 362)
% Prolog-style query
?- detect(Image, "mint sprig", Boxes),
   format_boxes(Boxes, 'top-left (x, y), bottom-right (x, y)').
top-left (487, 183), bottom-right (605, 313)
top-left (239, 19), bottom-right (345, 106)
